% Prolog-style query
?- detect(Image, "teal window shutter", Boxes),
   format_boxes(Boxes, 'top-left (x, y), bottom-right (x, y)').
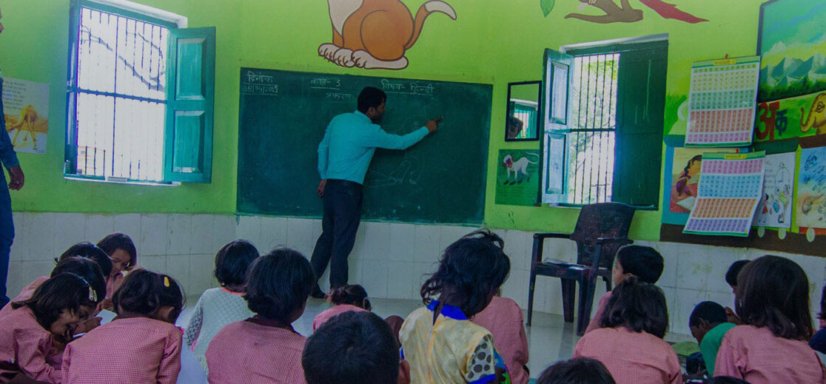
top-left (611, 42), bottom-right (668, 206)
top-left (541, 49), bottom-right (574, 204)
top-left (164, 27), bottom-right (216, 183)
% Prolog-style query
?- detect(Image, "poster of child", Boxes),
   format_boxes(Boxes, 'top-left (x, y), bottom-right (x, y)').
top-left (669, 149), bottom-right (703, 213)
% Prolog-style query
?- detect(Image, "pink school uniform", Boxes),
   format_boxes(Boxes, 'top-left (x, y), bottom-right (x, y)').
top-left (574, 326), bottom-right (683, 384)
top-left (62, 316), bottom-right (182, 384)
top-left (206, 319), bottom-right (306, 384)
top-left (312, 304), bottom-right (368, 331)
top-left (715, 325), bottom-right (826, 384)
top-left (472, 296), bottom-right (529, 384)
top-left (0, 276), bottom-right (49, 317)
top-left (0, 306), bottom-right (63, 383)
top-left (584, 291), bottom-right (613, 334)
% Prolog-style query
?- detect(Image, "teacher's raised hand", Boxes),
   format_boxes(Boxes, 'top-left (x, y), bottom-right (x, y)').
top-left (426, 116), bottom-right (443, 133)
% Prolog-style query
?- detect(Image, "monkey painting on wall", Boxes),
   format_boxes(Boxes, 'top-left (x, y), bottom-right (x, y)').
top-left (319, 0), bottom-right (457, 70)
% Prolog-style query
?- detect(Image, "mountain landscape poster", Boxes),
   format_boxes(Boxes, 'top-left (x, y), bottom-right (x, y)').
top-left (755, 0), bottom-right (826, 142)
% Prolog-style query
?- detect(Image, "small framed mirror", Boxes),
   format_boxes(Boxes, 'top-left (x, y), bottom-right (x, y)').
top-left (505, 81), bottom-right (541, 141)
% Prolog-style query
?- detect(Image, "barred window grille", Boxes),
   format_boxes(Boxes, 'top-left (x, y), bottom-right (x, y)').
top-left (70, 7), bottom-right (169, 181)
top-left (565, 53), bottom-right (620, 205)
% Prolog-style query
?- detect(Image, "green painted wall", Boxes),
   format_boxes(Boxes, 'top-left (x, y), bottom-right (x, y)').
top-left (0, 0), bottom-right (241, 213)
top-left (1, 0), bottom-right (766, 240)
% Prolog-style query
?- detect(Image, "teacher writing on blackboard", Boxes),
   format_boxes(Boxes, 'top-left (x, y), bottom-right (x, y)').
top-left (310, 86), bottom-right (441, 298)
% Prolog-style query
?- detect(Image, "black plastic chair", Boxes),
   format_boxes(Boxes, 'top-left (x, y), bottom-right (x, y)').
top-left (527, 202), bottom-right (635, 335)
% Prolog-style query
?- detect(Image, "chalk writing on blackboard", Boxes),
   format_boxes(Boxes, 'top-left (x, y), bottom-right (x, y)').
top-left (368, 158), bottom-right (422, 188)
top-left (380, 79), bottom-right (435, 96)
top-left (309, 78), bottom-right (342, 90)
top-left (381, 79), bottom-right (406, 92)
top-left (242, 71), bottom-right (279, 96)
top-left (326, 92), bottom-right (354, 101)
top-left (410, 82), bottom-right (435, 96)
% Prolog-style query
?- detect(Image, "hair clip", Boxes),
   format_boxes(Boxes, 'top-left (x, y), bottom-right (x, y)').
top-left (163, 276), bottom-right (171, 288)
top-left (77, 276), bottom-right (98, 302)
top-left (89, 286), bottom-right (98, 302)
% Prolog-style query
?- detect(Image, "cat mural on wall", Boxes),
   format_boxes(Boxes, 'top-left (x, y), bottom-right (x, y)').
top-left (319, 0), bottom-right (457, 70)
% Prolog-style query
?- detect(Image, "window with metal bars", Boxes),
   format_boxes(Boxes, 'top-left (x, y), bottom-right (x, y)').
top-left (542, 40), bottom-right (667, 208)
top-left (68, 5), bottom-right (170, 181)
top-left (65, 0), bottom-right (216, 184)
top-left (566, 53), bottom-right (619, 205)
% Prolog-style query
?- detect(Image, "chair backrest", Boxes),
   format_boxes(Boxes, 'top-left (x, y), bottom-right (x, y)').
top-left (569, 202), bottom-right (635, 268)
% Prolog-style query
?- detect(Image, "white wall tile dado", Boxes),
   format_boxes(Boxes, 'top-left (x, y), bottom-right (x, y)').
top-left (7, 212), bottom-right (826, 336)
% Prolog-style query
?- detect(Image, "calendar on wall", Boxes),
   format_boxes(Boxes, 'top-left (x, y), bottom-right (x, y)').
top-left (685, 56), bottom-right (761, 147)
top-left (684, 152), bottom-right (766, 236)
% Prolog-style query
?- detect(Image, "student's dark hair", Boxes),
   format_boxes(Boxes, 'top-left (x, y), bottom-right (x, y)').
top-left (735, 255), bottom-right (812, 340)
top-left (537, 357), bottom-right (616, 384)
top-left (96, 233), bottom-right (137, 267)
top-left (329, 284), bottom-right (371, 311)
top-left (59, 241), bottom-right (113, 277)
top-left (615, 245), bottom-right (664, 284)
top-left (689, 301), bottom-right (727, 327)
top-left (245, 248), bottom-right (315, 323)
top-left (303, 311), bottom-right (398, 384)
top-left (600, 277), bottom-right (669, 338)
top-left (12, 273), bottom-right (97, 331)
top-left (725, 260), bottom-right (750, 288)
top-left (51, 256), bottom-right (107, 303)
top-left (113, 269), bottom-right (184, 322)
top-left (357, 86), bottom-right (386, 114)
top-left (420, 230), bottom-right (511, 317)
top-left (214, 239), bottom-right (259, 287)
top-left (709, 377), bottom-right (751, 384)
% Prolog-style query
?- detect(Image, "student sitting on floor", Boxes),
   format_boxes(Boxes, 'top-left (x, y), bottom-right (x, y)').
top-left (206, 248), bottom-right (315, 384)
top-left (574, 277), bottom-right (682, 384)
top-left (810, 286), bottom-right (826, 355)
top-left (585, 245), bottom-right (664, 334)
top-left (312, 284), bottom-right (371, 331)
top-left (62, 270), bottom-right (185, 384)
top-left (689, 301), bottom-right (736, 376)
top-left (96, 233), bottom-right (139, 307)
top-left (0, 273), bottom-right (101, 383)
top-left (400, 230), bottom-right (511, 384)
top-left (715, 255), bottom-right (825, 384)
top-left (304, 311), bottom-right (410, 384)
top-left (0, 256), bottom-right (107, 329)
top-left (472, 291), bottom-right (529, 384)
top-left (185, 239), bottom-right (259, 370)
top-left (723, 260), bottom-right (749, 324)
top-left (537, 357), bottom-right (616, 384)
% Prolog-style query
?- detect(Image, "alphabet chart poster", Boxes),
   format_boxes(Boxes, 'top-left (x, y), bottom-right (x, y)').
top-left (684, 152), bottom-right (765, 237)
top-left (685, 56), bottom-right (760, 147)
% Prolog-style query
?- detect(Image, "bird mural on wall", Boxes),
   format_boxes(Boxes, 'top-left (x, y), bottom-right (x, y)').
top-left (540, 0), bottom-right (707, 24)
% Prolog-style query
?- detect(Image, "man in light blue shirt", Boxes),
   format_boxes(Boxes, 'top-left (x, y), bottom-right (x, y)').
top-left (310, 86), bottom-right (440, 297)
top-left (0, 10), bottom-right (27, 306)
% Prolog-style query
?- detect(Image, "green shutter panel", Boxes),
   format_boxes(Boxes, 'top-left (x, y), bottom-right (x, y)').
top-left (612, 42), bottom-right (668, 207)
top-left (164, 27), bottom-right (215, 183)
top-left (541, 49), bottom-right (574, 204)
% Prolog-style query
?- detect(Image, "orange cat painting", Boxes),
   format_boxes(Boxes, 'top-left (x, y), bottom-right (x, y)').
top-left (319, 0), bottom-right (456, 70)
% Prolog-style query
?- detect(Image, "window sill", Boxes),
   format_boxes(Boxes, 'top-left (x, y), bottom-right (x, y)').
top-left (554, 202), bottom-right (658, 211)
top-left (63, 175), bottom-right (179, 187)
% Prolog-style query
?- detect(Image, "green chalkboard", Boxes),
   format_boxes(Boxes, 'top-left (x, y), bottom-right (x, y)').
top-left (237, 69), bottom-right (492, 224)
